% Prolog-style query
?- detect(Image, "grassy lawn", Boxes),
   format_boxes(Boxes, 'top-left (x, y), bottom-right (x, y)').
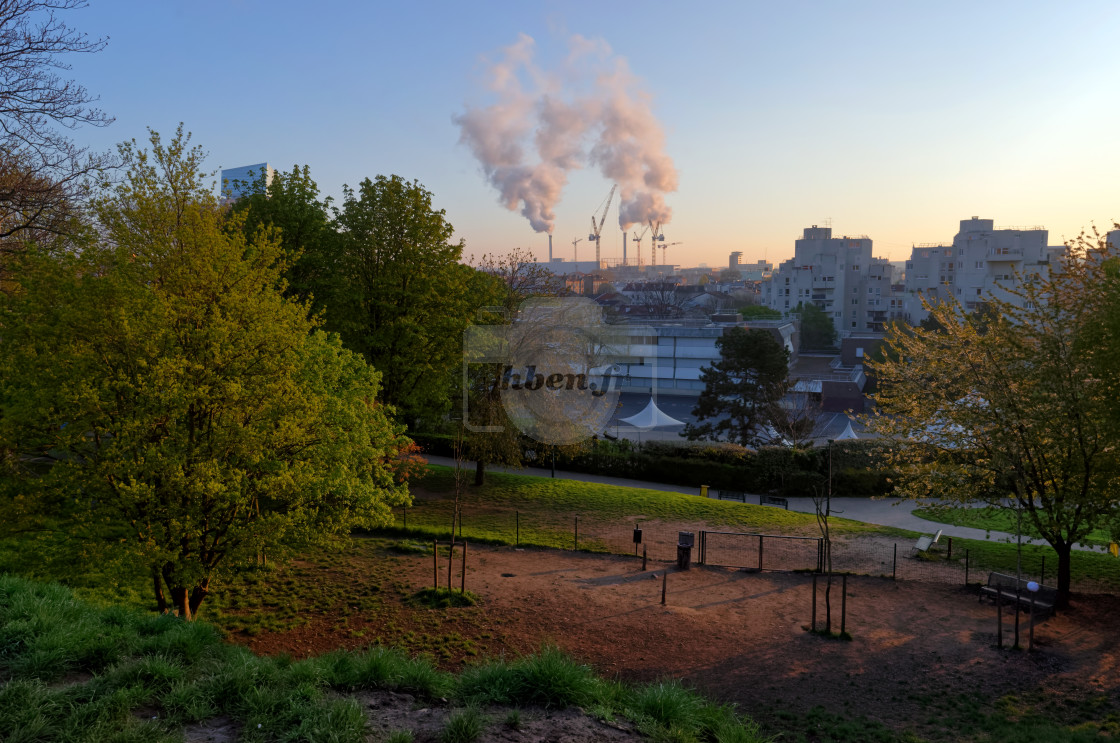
top-left (913, 504), bottom-right (1115, 548)
top-left (395, 465), bottom-right (884, 551)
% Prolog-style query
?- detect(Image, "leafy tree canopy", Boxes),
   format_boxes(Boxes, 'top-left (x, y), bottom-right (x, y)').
top-left (867, 242), bottom-right (1120, 606)
top-left (684, 327), bottom-right (791, 448)
top-left (740, 304), bottom-right (782, 320)
top-left (792, 301), bottom-right (837, 350)
top-left (0, 127), bottom-right (412, 620)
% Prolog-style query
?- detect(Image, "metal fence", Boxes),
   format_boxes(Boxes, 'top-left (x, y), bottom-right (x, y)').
top-left (392, 504), bottom-right (1065, 590)
top-left (699, 531), bottom-right (823, 573)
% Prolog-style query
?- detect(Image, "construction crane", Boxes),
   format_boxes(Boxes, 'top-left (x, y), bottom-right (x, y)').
top-left (647, 220), bottom-right (664, 268)
top-left (659, 241), bottom-right (683, 265)
top-left (631, 224), bottom-right (650, 269)
top-left (588, 185), bottom-right (617, 267)
top-left (571, 236), bottom-right (582, 264)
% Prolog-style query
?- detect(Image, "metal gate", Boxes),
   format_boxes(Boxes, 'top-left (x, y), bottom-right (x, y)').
top-left (699, 531), bottom-right (823, 573)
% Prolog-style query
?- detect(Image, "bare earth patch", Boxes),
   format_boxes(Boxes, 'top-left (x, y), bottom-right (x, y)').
top-left (240, 542), bottom-right (1120, 740)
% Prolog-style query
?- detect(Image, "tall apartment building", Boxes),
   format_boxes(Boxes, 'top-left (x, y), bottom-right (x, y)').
top-left (220, 163), bottom-right (275, 200)
top-left (762, 226), bottom-right (902, 338)
top-left (902, 217), bottom-right (1061, 325)
top-left (729, 251), bottom-right (742, 270)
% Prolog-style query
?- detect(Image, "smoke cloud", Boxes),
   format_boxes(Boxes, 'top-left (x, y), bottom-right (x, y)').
top-left (455, 34), bottom-right (677, 234)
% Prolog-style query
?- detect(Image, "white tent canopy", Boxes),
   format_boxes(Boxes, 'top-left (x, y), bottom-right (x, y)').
top-left (836, 419), bottom-right (860, 440)
top-left (620, 397), bottom-right (685, 430)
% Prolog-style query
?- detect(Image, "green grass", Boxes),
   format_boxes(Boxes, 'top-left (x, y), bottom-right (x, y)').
top-left (914, 505), bottom-right (1115, 548)
top-left (411, 587), bottom-right (480, 609)
top-left (0, 576), bottom-right (771, 743)
top-left (389, 465), bottom-right (881, 553)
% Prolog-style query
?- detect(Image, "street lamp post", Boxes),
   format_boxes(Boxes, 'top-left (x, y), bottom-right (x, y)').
top-left (827, 439), bottom-right (834, 517)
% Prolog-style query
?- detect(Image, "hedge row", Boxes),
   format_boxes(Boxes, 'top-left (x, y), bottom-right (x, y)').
top-left (409, 432), bottom-right (896, 498)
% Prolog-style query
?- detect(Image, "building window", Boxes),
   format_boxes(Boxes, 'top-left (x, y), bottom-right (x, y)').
top-left (851, 299), bottom-right (859, 305)
top-left (851, 322), bottom-right (857, 328)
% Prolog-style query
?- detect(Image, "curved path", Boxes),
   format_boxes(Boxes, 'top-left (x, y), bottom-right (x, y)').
top-left (424, 455), bottom-right (1112, 554)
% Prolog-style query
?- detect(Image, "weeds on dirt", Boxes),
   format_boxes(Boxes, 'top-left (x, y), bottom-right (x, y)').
top-left (440, 706), bottom-right (486, 742)
top-left (411, 587), bottom-right (480, 609)
top-left (0, 577), bottom-right (771, 742)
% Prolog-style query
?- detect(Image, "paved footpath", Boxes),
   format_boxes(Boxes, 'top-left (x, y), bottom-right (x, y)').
top-left (424, 456), bottom-right (1108, 554)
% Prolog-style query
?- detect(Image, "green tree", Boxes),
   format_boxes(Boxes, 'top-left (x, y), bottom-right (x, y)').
top-left (867, 251), bottom-right (1119, 606)
top-left (0, 128), bottom-right (411, 619)
top-left (740, 304), bottom-right (782, 321)
top-left (684, 327), bottom-right (791, 447)
top-left (330, 175), bottom-right (476, 425)
top-left (792, 301), bottom-right (836, 350)
top-left (463, 249), bottom-right (565, 485)
top-left (227, 164), bottom-right (337, 312)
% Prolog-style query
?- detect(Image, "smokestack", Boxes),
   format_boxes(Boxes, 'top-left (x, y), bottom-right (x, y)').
top-left (548, 233), bottom-right (553, 262)
top-left (622, 230), bottom-right (627, 266)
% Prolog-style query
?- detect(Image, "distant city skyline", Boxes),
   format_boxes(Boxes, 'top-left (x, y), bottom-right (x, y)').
top-left (65, 1), bottom-right (1120, 266)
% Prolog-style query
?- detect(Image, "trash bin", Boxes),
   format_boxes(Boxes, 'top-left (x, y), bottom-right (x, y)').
top-left (677, 531), bottom-right (694, 570)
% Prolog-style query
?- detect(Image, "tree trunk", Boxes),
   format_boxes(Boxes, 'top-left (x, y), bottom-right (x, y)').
top-left (474, 459), bottom-right (486, 486)
top-left (170, 586), bottom-right (192, 621)
top-left (151, 567), bottom-right (167, 614)
top-left (1055, 542), bottom-right (1072, 609)
top-left (188, 581), bottom-right (209, 618)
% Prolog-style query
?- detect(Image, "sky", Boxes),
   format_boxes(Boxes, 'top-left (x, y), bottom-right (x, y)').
top-left (61, 1), bottom-right (1120, 266)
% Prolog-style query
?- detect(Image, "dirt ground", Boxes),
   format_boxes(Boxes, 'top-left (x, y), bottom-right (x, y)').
top-left (237, 542), bottom-right (1120, 740)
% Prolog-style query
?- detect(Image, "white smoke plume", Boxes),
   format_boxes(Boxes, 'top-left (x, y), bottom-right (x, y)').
top-left (455, 34), bottom-right (677, 233)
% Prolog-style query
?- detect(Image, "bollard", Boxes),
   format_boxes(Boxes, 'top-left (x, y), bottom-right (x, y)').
top-left (700, 484), bottom-right (709, 498)
top-left (892, 543), bottom-right (897, 580)
top-left (661, 572), bottom-right (667, 605)
top-left (573, 516), bottom-right (578, 551)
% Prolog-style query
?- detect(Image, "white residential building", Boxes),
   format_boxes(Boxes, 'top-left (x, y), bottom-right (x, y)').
top-left (762, 226), bottom-right (903, 338)
top-left (902, 217), bottom-right (1062, 325)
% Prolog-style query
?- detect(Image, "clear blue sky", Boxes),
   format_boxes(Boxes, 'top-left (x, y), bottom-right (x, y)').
top-left (66, 1), bottom-right (1120, 266)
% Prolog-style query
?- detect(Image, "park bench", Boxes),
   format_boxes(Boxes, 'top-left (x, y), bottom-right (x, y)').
top-left (716, 489), bottom-right (748, 502)
top-left (911, 529), bottom-right (943, 555)
top-left (759, 495), bottom-right (789, 510)
top-left (979, 572), bottom-right (1058, 617)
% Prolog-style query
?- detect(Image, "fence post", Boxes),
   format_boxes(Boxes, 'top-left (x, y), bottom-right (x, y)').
top-left (996, 591), bottom-right (1004, 649)
top-left (811, 573), bottom-right (818, 632)
top-left (642, 545), bottom-right (647, 571)
top-left (573, 516), bottom-right (578, 551)
top-left (758, 535), bottom-right (764, 571)
top-left (661, 572), bottom-right (667, 605)
top-left (892, 543), bottom-right (897, 581)
top-left (447, 540), bottom-right (454, 590)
